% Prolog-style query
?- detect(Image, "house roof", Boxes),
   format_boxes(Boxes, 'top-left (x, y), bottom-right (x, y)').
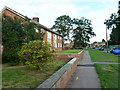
top-left (31, 20), bottom-right (63, 37)
top-left (1, 6), bottom-right (63, 37)
top-left (1, 6), bottom-right (25, 19)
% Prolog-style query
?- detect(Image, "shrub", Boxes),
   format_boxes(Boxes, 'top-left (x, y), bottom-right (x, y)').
top-left (2, 14), bottom-right (44, 64)
top-left (18, 40), bottom-right (55, 70)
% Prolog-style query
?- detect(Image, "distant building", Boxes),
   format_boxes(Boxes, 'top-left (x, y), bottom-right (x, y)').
top-left (1, 6), bottom-right (63, 51)
top-left (63, 41), bottom-right (74, 50)
top-left (94, 42), bottom-right (105, 47)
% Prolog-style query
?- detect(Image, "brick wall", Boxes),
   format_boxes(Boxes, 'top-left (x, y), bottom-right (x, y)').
top-left (36, 50), bottom-right (84, 88)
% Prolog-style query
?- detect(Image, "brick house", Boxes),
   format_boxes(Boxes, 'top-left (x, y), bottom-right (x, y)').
top-left (94, 42), bottom-right (105, 47)
top-left (1, 6), bottom-right (63, 51)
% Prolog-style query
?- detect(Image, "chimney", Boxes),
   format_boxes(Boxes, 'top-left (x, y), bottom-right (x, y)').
top-left (32, 17), bottom-right (39, 22)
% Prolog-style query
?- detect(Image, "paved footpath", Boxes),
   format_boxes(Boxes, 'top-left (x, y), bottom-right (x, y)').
top-left (67, 51), bottom-right (101, 88)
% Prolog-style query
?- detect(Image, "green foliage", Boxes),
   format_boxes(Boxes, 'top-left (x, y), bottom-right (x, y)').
top-left (2, 14), bottom-right (44, 64)
top-left (18, 40), bottom-right (55, 70)
top-left (102, 39), bottom-right (105, 43)
top-left (52, 15), bottom-right (96, 48)
top-left (104, 13), bottom-right (120, 45)
top-left (23, 22), bottom-right (44, 43)
top-left (51, 15), bottom-right (72, 44)
top-left (2, 14), bottom-right (25, 63)
top-left (72, 17), bottom-right (96, 48)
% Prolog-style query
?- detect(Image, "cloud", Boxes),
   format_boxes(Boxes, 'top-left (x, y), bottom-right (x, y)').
top-left (0, 0), bottom-right (118, 43)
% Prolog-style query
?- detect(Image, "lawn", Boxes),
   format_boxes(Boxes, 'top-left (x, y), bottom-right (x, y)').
top-left (56, 49), bottom-right (82, 54)
top-left (88, 48), bottom-right (119, 88)
top-left (88, 48), bottom-right (119, 63)
top-left (2, 60), bottom-right (69, 88)
top-left (95, 64), bottom-right (119, 88)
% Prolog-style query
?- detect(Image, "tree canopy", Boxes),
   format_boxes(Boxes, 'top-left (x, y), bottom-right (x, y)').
top-left (2, 14), bottom-right (44, 63)
top-left (104, 12), bottom-right (120, 45)
top-left (51, 15), bottom-right (72, 42)
top-left (72, 17), bottom-right (96, 48)
top-left (52, 15), bottom-right (96, 47)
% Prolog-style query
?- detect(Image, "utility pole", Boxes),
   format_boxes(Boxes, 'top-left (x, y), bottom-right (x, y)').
top-left (106, 26), bottom-right (108, 53)
top-left (104, 19), bottom-right (109, 53)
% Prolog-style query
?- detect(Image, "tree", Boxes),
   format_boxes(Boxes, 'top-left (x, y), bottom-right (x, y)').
top-left (51, 15), bottom-right (72, 46)
top-left (23, 21), bottom-right (44, 43)
top-left (2, 14), bottom-right (25, 63)
top-left (102, 39), bottom-right (105, 43)
top-left (2, 14), bottom-right (44, 64)
top-left (104, 12), bottom-right (120, 45)
top-left (72, 17), bottom-right (96, 48)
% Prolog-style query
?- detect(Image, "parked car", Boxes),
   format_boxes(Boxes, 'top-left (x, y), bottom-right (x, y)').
top-left (111, 47), bottom-right (120, 54)
top-left (1, 45), bottom-right (3, 54)
top-left (110, 47), bottom-right (116, 53)
top-left (99, 47), bottom-right (104, 51)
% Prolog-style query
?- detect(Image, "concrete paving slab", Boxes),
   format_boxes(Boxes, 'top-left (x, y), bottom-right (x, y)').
top-left (67, 51), bottom-right (101, 88)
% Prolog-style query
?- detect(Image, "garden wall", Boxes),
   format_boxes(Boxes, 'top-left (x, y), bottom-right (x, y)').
top-left (36, 50), bottom-right (84, 89)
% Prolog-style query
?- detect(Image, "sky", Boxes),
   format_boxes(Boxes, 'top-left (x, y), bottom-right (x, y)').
top-left (0, 0), bottom-right (119, 43)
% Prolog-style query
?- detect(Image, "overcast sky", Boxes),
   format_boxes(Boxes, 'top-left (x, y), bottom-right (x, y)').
top-left (0, 0), bottom-right (119, 43)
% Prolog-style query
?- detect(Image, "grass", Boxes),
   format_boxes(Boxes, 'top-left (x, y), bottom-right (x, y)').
top-left (2, 60), bottom-right (69, 88)
top-left (95, 64), bottom-right (119, 88)
top-left (88, 48), bottom-right (119, 88)
top-left (88, 48), bottom-right (119, 63)
top-left (56, 49), bottom-right (82, 54)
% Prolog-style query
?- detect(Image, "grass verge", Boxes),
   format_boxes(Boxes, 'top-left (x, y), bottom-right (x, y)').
top-left (88, 48), bottom-right (119, 88)
top-left (95, 64), bottom-right (119, 88)
top-left (56, 49), bottom-right (82, 54)
top-left (2, 60), bottom-right (69, 88)
top-left (88, 48), bottom-right (119, 63)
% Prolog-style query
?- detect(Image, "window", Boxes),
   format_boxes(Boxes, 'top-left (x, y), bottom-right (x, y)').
top-left (58, 43), bottom-right (59, 47)
top-left (47, 31), bottom-right (51, 39)
top-left (60, 43), bottom-right (62, 47)
top-left (54, 43), bottom-right (57, 48)
top-left (54, 34), bottom-right (56, 40)
top-left (60, 37), bottom-right (62, 40)
top-left (35, 28), bottom-right (39, 33)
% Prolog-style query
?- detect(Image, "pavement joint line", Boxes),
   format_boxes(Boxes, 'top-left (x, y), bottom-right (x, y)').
top-left (93, 62), bottom-right (120, 64)
top-left (77, 64), bottom-right (95, 67)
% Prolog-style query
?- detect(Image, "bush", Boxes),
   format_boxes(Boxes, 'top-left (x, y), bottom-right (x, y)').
top-left (18, 40), bottom-right (55, 70)
top-left (2, 14), bottom-right (44, 64)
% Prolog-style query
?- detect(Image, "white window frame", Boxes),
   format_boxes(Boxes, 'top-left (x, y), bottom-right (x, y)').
top-left (60, 43), bottom-right (62, 47)
top-left (54, 43), bottom-right (57, 48)
top-left (54, 34), bottom-right (56, 40)
top-left (47, 31), bottom-right (51, 39)
top-left (58, 43), bottom-right (59, 47)
top-left (35, 28), bottom-right (39, 33)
